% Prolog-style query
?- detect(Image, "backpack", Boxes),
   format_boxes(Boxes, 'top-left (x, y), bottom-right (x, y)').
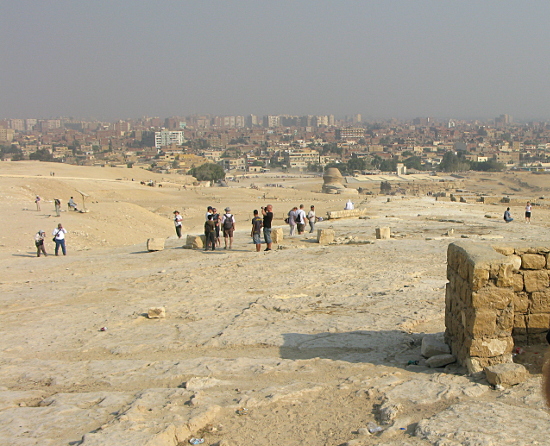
top-left (223, 214), bottom-right (233, 229)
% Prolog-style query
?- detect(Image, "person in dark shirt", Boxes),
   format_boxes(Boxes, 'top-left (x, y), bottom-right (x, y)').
top-left (204, 214), bottom-right (216, 251)
top-left (262, 204), bottom-right (274, 251)
top-left (251, 209), bottom-right (263, 252)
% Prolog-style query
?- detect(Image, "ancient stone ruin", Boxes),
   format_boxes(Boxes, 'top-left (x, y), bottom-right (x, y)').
top-left (322, 167), bottom-right (357, 195)
top-left (445, 241), bottom-right (550, 374)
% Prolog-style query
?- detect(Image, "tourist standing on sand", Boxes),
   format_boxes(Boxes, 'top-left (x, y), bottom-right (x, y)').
top-left (205, 206), bottom-right (213, 221)
top-left (262, 204), bottom-right (273, 251)
top-left (296, 204), bottom-right (307, 235)
top-left (54, 198), bottom-right (61, 217)
top-left (34, 230), bottom-right (47, 257)
top-left (221, 207), bottom-right (235, 250)
top-left (173, 211), bottom-right (183, 238)
top-left (504, 207), bottom-right (513, 223)
top-left (288, 206), bottom-right (298, 236)
top-left (35, 195), bottom-right (41, 211)
top-left (307, 205), bottom-right (316, 233)
top-left (52, 223), bottom-right (67, 256)
top-left (525, 202), bottom-right (532, 223)
top-left (251, 209), bottom-right (263, 252)
top-left (204, 214), bottom-right (216, 251)
top-left (212, 207), bottom-right (221, 247)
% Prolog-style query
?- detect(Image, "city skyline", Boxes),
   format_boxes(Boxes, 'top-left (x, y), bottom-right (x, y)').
top-left (2, 1), bottom-right (550, 121)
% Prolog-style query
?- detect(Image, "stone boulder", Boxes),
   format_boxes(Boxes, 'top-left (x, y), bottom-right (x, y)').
top-left (375, 227), bottom-right (391, 240)
top-left (186, 235), bottom-right (205, 249)
top-left (148, 307), bottom-right (166, 319)
top-left (271, 227), bottom-right (284, 244)
top-left (421, 334), bottom-right (451, 358)
top-left (426, 354), bottom-right (456, 368)
top-left (317, 229), bottom-right (335, 245)
top-left (484, 363), bottom-right (528, 386)
top-left (147, 238), bottom-right (165, 252)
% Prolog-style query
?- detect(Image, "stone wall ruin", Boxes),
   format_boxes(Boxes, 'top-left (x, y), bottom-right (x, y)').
top-left (445, 241), bottom-right (550, 374)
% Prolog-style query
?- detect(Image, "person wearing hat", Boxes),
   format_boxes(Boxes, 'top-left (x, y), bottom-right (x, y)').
top-left (221, 207), bottom-right (236, 250)
top-left (173, 211), bottom-right (183, 238)
top-left (34, 230), bottom-right (47, 257)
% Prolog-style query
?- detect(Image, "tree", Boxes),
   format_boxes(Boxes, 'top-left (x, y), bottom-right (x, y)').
top-left (347, 157), bottom-right (366, 172)
top-left (379, 159), bottom-right (397, 172)
top-left (188, 163), bottom-right (225, 182)
top-left (403, 156), bottom-right (423, 170)
top-left (439, 151), bottom-right (470, 172)
top-left (29, 149), bottom-right (53, 162)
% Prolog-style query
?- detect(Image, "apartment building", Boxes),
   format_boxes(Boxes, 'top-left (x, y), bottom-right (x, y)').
top-left (154, 130), bottom-right (185, 149)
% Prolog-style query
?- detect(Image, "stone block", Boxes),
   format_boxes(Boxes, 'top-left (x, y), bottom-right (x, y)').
top-left (512, 274), bottom-right (524, 292)
top-left (271, 227), bottom-right (284, 244)
top-left (463, 308), bottom-right (497, 338)
top-left (466, 336), bottom-right (513, 357)
top-left (421, 334), bottom-right (451, 358)
top-left (148, 307), bottom-right (166, 319)
top-left (317, 229), bottom-right (334, 244)
top-left (529, 290), bottom-right (550, 313)
top-left (526, 313), bottom-right (550, 333)
top-left (484, 363), bottom-right (528, 386)
top-left (375, 227), bottom-right (391, 240)
top-left (496, 305), bottom-right (514, 333)
top-left (513, 314), bottom-right (527, 334)
top-left (464, 354), bottom-right (513, 374)
top-left (186, 234), bottom-right (205, 249)
top-left (496, 263), bottom-right (515, 287)
top-left (509, 255), bottom-right (522, 272)
top-left (493, 246), bottom-right (515, 256)
top-left (521, 254), bottom-right (546, 270)
top-left (513, 292), bottom-right (529, 313)
top-left (147, 238), bottom-right (165, 252)
top-left (523, 270), bottom-right (549, 292)
top-left (426, 354), bottom-right (456, 368)
top-left (471, 286), bottom-right (513, 310)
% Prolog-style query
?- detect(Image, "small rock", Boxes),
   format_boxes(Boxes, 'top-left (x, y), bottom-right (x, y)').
top-left (426, 354), bottom-right (456, 368)
top-left (357, 428), bottom-right (369, 436)
top-left (421, 334), bottom-right (450, 358)
top-left (485, 363), bottom-right (528, 386)
top-left (148, 307), bottom-right (166, 319)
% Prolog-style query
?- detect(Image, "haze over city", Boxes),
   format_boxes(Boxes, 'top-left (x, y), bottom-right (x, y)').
top-left (2, 0), bottom-right (550, 121)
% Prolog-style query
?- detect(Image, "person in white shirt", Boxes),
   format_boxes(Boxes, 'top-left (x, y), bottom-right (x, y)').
top-left (221, 207), bottom-right (236, 250)
top-left (525, 201), bottom-right (532, 223)
top-left (173, 211), bottom-right (183, 238)
top-left (344, 199), bottom-right (354, 210)
top-left (52, 223), bottom-right (68, 256)
top-left (296, 204), bottom-right (307, 235)
top-left (307, 205), bottom-right (317, 233)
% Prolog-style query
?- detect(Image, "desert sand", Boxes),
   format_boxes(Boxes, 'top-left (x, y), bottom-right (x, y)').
top-left (1, 161), bottom-right (550, 446)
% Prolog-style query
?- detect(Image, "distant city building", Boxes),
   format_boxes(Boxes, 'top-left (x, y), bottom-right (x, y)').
top-left (336, 127), bottom-right (364, 140)
top-left (154, 130), bottom-right (185, 149)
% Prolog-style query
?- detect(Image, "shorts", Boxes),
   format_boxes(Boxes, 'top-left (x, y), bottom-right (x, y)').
top-left (253, 233), bottom-right (262, 244)
top-left (223, 228), bottom-right (234, 237)
top-left (297, 223), bottom-right (305, 233)
top-left (263, 227), bottom-right (272, 244)
top-left (525, 212), bottom-right (531, 218)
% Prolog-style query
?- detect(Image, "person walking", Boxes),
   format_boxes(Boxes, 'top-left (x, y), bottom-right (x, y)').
top-left (34, 230), bottom-right (47, 257)
top-left (52, 223), bottom-right (67, 255)
top-left (307, 205), bottom-right (316, 233)
top-left (525, 201), bottom-right (532, 223)
top-left (504, 207), bottom-right (513, 223)
top-left (288, 206), bottom-right (298, 236)
top-left (262, 204), bottom-right (273, 251)
top-left (204, 214), bottom-right (216, 251)
top-left (212, 207), bottom-right (221, 247)
top-left (173, 210), bottom-right (183, 238)
top-left (296, 204), bottom-right (307, 235)
top-left (35, 195), bottom-right (41, 211)
top-left (251, 209), bottom-right (263, 252)
top-left (221, 207), bottom-right (235, 250)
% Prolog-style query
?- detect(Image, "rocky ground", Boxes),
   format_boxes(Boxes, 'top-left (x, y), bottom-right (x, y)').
top-left (1, 162), bottom-right (550, 445)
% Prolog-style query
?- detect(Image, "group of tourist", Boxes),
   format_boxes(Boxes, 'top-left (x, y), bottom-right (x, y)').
top-left (34, 223), bottom-right (68, 257)
top-left (34, 195), bottom-right (78, 215)
top-left (503, 201), bottom-right (533, 223)
top-left (286, 204), bottom-right (317, 235)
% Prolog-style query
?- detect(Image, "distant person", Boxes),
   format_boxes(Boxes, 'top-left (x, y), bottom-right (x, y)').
top-left (211, 207), bottom-right (221, 247)
top-left (344, 199), bottom-right (354, 210)
top-left (35, 195), bottom-right (41, 211)
top-left (173, 210), bottom-right (183, 238)
top-left (287, 206), bottom-right (298, 236)
top-left (525, 201), bottom-right (532, 223)
top-left (205, 206), bottom-right (213, 221)
top-left (251, 209), bottom-right (263, 252)
top-left (52, 223), bottom-right (67, 256)
top-left (307, 205), bottom-right (317, 233)
top-left (296, 204), bottom-right (307, 235)
top-left (68, 197), bottom-right (78, 211)
top-left (504, 207), bottom-right (513, 223)
top-left (34, 230), bottom-right (47, 257)
top-left (221, 207), bottom-right (235, 250)
top-left (262, 204), bottom-right (273, 251)
top-left (54, 198), bottom-right (61, 217)
top-left (204, 214), bottom-right (216, 251)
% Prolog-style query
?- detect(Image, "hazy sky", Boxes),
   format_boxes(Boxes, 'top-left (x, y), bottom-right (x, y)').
top-left (2, 0), bottom-right (550, 121)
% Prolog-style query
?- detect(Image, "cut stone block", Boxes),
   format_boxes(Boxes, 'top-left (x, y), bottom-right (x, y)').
top-left (186, 235), bottom-right (205, 249)
top-left (421, 334), bottom-right (451, 358)
top-left (426, 354), bottom-right (456, 368)
top-left (148, 307), bottom-right (166, 319)
top-left (147, 238), bottom-right (165, 252)
top-left (271, 227), bottom-right (284, 244)
top-left (484, 363), bottom-right (528, 386)
top-left (375, 227), bottom-right (391, 240)
top-left (317, 229), bottom-right (335, 244)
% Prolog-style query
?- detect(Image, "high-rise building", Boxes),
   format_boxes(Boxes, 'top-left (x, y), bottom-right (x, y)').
top-left (154, 130), bottom-right (185, 148)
